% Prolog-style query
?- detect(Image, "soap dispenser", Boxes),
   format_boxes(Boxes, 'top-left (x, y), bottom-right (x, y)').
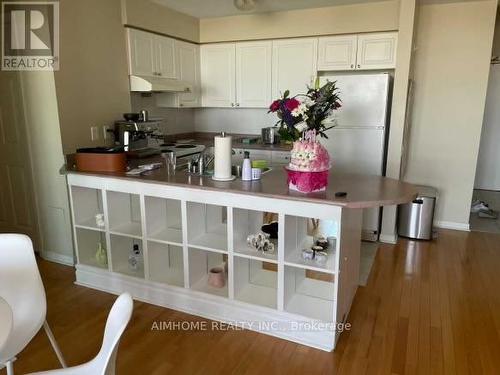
top-left (242, 151), bottom-right (252, 181)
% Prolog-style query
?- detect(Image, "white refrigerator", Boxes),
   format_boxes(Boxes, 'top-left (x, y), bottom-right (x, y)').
top-left (320, 73), bottom-right (391, 241)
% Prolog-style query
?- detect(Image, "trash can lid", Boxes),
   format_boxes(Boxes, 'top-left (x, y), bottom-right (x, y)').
top-left (416, 185), bottom-right (438, 198)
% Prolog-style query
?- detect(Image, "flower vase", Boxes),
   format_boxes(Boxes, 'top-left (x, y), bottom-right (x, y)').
top-left (285, 167), bottom-right (330, 193)
top-left (286, 130), bottom-right (331, 193)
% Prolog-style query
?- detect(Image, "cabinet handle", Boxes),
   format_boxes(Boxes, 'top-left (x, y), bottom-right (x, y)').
top-left (231, 103), bottom-right (234, 107)
top-left (350, 64), bottom-right (354, 69)
top-left (357, 64), bottom-right (361, 69)
top-left (179, 103), bottom-right (184, 107)
top-left (236, 103), bottom-right (240, 107)
top-left (158, 72), bottom-right (162, 76)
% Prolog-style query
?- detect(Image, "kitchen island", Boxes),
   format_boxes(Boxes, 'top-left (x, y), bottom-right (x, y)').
top-left (65, 163), bottom-right (416, 351)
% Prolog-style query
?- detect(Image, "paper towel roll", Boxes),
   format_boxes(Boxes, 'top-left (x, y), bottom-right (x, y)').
top-left (213, 134), bottom-right (232, 179)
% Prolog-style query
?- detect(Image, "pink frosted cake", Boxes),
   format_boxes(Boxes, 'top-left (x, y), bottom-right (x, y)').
top-left (286, 131), bottom-right (331, 193)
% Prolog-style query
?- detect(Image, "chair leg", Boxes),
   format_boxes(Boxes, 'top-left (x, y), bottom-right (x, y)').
top-left (6, 360), bottom-right (14, 375)
top-left (43, 320), bottom-right (67, 368)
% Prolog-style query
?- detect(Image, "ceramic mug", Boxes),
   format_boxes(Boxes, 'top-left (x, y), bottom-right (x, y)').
top-left (251, 168), bottom-right (261, 180)
top-left (208, 267), bottom-right (225, 288)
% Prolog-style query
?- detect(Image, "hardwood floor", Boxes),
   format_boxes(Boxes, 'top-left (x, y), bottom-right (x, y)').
top-left (3, 229), bottom-right (500, 374)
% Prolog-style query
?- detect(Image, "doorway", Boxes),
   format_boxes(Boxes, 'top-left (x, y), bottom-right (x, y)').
top-left (471, 15), bottom-right (500, 233)
top-left (0, 72), bottom-right (41, 247)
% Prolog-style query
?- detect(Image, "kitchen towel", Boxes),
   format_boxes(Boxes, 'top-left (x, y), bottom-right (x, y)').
top-left (213, 134), bottom-right (232, 180)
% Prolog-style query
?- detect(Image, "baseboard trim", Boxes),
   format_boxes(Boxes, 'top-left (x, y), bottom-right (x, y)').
top-left (75, 265), bottom-right (336, 352)
top-left (40, 251), bottom-right (75, 266)
top-left (434, 221), bottom-right (470, 232)
top-left (379, 233), bottom-right (398, 244)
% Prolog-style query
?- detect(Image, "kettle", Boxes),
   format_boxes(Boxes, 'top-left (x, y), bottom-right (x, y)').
top-left (261, 127), bottom-right (280, 144)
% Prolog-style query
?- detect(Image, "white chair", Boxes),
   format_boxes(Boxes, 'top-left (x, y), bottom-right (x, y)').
top-left (28, 292), bottom-right (134, 375)
top-left (0, 234), bottom-right (67, 375)
top-left (0, 296), bottom-right (13, 354)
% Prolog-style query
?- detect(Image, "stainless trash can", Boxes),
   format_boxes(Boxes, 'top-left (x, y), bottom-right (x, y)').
top-left (398, 186), bottom-right (437, 240)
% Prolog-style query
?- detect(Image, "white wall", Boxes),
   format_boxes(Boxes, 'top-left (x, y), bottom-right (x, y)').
top-left (194, 108), bottom-right (277, 134)
top-left (55, 0), bottom-right (131, 154)
top-left (405, 0), bottom-right (498, 229)
top-left (200, 0), bottom-right (399, 43)
top-left (130, 94), bottom-right (195, 134)
top-left (123, 0), bottom-right (199, 42)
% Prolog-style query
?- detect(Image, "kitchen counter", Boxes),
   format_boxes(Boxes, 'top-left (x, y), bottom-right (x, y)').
top-left (64, 159), bottom-right (416, 209)
top-left (165, 132), bottom-right (293, 152)
top-left (65, 161), bottom-right (416, 352)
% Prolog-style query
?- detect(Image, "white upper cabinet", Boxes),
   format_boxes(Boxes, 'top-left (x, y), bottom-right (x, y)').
top-left (156, 36), bottom-right (177, 79)
top-left (317, 32), bottom-right (398, 71)
top-left (177, 41), bottom-right (200, 107)
top-left (235, 41), bottom-right (272, 108)
top-left (317, 35), bottom-right (358, 71)
top-left (127, 28), bottom-right (178, 79)
top-left (356, 32), bottom-right (398, 70)
top-left (128, 29), bottom-right (155, 77)
top-left (201, 43), bottom-right (236, 107)
top-left (272, 38), bottom-right (318, 98)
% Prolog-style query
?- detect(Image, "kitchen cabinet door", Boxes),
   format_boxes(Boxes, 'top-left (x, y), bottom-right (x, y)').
top-left (272, 38), bottom-right (317, 99)
top-left (356, 32), bottom-right (398, 70)
top-left (155, 35), bottom-right (178, 79)
top-left (127, 29), bottom-right (155, 77)
top-left (317, 35), bottom-right (358, 71)
top-left (201, 44), bottom-right (236, 107)
top-left (235, 41), bottom-right (272, 108)
top-left (177, 41), bottom-right (200, 107)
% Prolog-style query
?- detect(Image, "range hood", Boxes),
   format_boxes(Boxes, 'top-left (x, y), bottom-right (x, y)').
top-left (129, 75), bottom-right (192, 93)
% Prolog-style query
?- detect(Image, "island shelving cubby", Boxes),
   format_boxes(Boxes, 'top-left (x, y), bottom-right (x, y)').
top-left (67, 173), bottom-right (365, 352)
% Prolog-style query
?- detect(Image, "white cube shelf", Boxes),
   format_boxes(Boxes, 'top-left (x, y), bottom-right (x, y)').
top-left (110, 234), bottom-right (144, 279)
top-left (233, 208), bottom-right (278, 263)
top-left (188, 247), bottom-right (228, 298)
top-left (148, 242), bottom-right (184, 287)
top-left (284, 265), bottom-right (335, 322)
top-left (234, 256), bottom-right (277, 309)
top-left (75, 228), bottom-right (108, 269)
top-left (71, 186), bottom-right (105, 230)
top-left (284, 215), bottom-right (337, 274)
top-left (68, 174), bottom-right (360, 352)
top-left (145, 196), bottom-right (182, 245)
top-left (187, 202), bottom-right (227, 252)
top-left (107, 191), bottom-right (142, 237)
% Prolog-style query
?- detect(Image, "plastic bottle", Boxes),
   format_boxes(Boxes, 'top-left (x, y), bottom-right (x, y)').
top-left (242, 151), bottom-right (252, 181)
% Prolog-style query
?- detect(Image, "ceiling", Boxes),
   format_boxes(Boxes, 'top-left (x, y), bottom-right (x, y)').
top-left (152, 0), bottom-right (381, 19)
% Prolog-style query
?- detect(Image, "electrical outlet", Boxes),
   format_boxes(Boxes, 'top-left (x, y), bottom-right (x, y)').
top-left (90, 126), bottom-right (99, 141)
top-left (103, 125), bottom-right (112, 140)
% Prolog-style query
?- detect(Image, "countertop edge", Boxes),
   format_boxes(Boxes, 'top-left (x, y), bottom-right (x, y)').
top-left (63, 168), bottom-right (418, 209)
